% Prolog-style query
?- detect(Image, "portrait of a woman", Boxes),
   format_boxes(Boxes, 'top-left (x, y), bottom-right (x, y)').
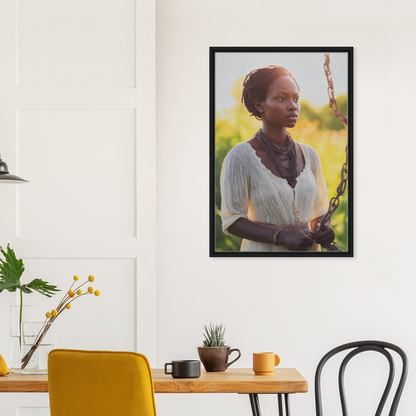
top-left (220, 65), bottom-right (335, 252)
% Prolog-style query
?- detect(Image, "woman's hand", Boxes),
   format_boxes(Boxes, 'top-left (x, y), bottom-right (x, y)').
top-left (277, 226), bottom-right (315, 251)
top-left (313, 221), bottom-right (335, 246)
top-left (228, 219), bottom-right (317, 251)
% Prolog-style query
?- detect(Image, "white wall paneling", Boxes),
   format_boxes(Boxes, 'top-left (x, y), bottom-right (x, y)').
top-left (18, 109), bottom-right (136, 237)
top-left (0, 0), bottom-right (156, 414)
top-left (21, 258), bottom-right (137, 351)
top-left (0, 0), bottom-right (18, 245)
top-left (17, 0), bottom-right (136, 88)
top-left (15, 393), bottom-right (50, 416)
top-left (135, 0), bottom-right (157, 363)
top-left (17, 89), bottom-right (137, 110)
top-left (17, 408), bottom-right (49, 416)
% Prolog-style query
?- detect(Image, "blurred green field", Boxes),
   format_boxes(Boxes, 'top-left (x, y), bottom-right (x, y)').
top-left (215, 78), bottom-right (348, 252)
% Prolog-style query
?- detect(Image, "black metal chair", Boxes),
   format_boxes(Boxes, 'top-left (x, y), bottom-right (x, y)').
top-left (315, 340), bottom-right (408, 416)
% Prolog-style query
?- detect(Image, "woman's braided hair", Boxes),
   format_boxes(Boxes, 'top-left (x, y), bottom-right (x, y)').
top-left (241, 65), bottom-right (300, 120)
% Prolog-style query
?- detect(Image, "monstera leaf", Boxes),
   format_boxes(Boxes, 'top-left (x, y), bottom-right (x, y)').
top-left (0, 245), bottom-right (25, 293)
top-left (0, 244), bottom-right (60, 296)
top-left (23, 278), bottom-right (59, 297)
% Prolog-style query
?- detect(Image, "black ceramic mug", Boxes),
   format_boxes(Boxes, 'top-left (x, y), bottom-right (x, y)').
top-left (164, 360), bottom-right (201, 378)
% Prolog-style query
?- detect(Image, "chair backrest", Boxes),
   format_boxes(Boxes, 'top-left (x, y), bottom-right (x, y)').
top-left (48, 349), bottom-right (157, 416)
top-left (315, 340), bottom-right (408, 416)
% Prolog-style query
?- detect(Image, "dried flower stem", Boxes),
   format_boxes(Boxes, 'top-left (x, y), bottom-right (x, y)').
top-left (21, 276), bottom-right (99, 370)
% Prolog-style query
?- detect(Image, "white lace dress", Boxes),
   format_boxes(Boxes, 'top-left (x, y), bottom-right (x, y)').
top-left (220, 141), bottom-right (329, 252)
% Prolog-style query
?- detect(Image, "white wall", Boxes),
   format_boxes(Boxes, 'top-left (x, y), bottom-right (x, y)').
top-left (0, 0), bottom-right (156, 413)
top-left (1, 0), bottom-right (416, 415)
top-left (155, 0), bottom-right (416, 415)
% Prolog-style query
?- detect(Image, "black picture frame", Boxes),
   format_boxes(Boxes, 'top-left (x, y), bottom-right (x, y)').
top-left (210, 46), bottom-right (353, 257)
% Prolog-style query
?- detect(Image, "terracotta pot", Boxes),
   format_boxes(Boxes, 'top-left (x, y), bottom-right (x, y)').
top-left (197, 346), bottom-right (241, 372)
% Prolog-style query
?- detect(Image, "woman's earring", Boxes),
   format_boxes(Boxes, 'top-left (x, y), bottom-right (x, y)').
top-left (260, 109), bottom-right (263, 113)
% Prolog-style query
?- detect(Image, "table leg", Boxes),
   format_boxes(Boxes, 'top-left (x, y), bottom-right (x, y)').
top-left (278, 394), bottom-right (283, 416)
top-left (285, 394), bottom-right (291, 416)
top-left (249, 393), bottom-right (262, 416)
top-left (277, 394), bottom-right (291, 416)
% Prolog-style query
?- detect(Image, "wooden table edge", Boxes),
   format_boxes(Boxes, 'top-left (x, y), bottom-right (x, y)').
top-left (152, 368), bottom-right (308, 394)
top-left (0, 368), bottom-right (308, 394)
top-left (0, 374), bottom-right (49, 393)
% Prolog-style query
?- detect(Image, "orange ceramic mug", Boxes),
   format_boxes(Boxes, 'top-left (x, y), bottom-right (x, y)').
top-left (253, 352), bottom-right (281, 375)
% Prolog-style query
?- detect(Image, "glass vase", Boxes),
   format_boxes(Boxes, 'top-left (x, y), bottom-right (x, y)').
top-left (21, 321), bottom-right (53, 375)
top-left (9, 305), bottom-right (37, 373)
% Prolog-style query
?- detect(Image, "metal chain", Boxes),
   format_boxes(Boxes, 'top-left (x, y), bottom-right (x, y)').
top-left (310, 53), bottom-right (349, 252)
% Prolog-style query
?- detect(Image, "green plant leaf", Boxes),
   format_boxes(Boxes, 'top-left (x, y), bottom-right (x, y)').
top-left (202, 322), bottom-right (226, 347)
top-left (25, 279), bottom-right (60, 298)
top-left (0, 245), bottom-right (24, 291)
top-left (20, 286), bottom-right (33, 294)
top-left (0, 245), bottom-right (60, 298)
top-left (0, 281), bottom-right (20, 293)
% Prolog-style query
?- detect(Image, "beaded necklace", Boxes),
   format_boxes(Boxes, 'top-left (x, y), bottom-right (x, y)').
top-left (255, 129), bottom-right (298, 181)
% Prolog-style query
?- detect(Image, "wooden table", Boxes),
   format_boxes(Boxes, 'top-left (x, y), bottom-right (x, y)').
top-left (0, 368), bottom-right (308, 416)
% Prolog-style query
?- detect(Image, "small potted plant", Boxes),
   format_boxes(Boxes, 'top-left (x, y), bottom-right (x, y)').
top-left (197, 322), bottom-right (241, 372)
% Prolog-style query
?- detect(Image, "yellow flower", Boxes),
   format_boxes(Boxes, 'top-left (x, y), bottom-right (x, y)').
top-left (77, 289), bottom-right (82, 295)
top-left (45, 312), bottom-right (52, 319)
top-left (73, 275), bottom-right (79, 281)
top-left (68, 290), bottom-right (75, 298)
top-left (66, 304), bottom-right (72, 310)
top-left (88, 286), bottom-right (94, 293)
top-left (88, 275), bottom-right (95, 282)
top-left (52, 309), bottom-right (58, 317)
top-left (94, 290), bottom-right (100, 297)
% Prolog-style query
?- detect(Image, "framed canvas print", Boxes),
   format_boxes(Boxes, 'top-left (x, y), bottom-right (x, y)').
top-left (210, 47), bottom-right (353, 257)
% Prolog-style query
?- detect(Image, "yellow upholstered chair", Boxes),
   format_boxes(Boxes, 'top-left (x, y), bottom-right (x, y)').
top-left (48, 349), bottom-right (157, 416)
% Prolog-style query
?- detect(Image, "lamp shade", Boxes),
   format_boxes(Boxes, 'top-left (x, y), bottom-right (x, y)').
top-left (0, 155), bottom-right (28, 183)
